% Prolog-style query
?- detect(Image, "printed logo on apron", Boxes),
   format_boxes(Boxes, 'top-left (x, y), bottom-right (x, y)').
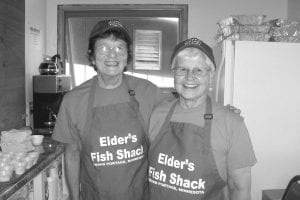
top-left (90, 132), bottom-right (144, 167)
top-left (149, 153), bottom-right (206, 195)
top-left (148, 97), bottom-right (226, 200)
top-left (80, 76), bottom-right (149, 200)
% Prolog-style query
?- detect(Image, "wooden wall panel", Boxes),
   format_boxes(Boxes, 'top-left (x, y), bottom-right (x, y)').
top-left (0, 0), bottom-right (25, 131)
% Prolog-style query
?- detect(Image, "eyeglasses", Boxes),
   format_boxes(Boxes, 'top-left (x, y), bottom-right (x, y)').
top-left (96, 45), bottom-right (127, 56)
top-left (173, 67), bottom-right (210, 77)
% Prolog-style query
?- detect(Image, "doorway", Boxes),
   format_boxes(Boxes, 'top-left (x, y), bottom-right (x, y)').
top-left (58, 4), bottom-right (188, 88)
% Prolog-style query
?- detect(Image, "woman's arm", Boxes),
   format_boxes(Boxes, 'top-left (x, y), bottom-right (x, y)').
top-left (64, 142), bottom-right (81, 200)
top-left (228, 166), bottom-right (251, 200)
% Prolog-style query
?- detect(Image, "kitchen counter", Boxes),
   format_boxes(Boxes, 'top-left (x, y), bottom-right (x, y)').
top-left (0, 137), bottom-right (65, 200)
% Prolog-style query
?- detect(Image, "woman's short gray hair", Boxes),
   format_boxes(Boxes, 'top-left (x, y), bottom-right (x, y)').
top-left (170, 38), bottom-right (216, 71)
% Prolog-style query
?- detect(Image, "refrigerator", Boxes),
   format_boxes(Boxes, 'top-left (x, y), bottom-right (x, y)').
top-left (215, 40), bottom-right (300, 200)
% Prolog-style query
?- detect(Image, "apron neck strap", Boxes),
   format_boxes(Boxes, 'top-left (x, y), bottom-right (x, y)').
top-left (164, 95), bottom-right (213, 123)
top-left (203, 96), bottom-right (213, 154)
top-left (203, 95), bottom-right (213, 131)
top-left (123, 75), bottom-right (148, 138)
top-left (155, 99), bottom-right (178, 139)
top-left (149, 96), bottom-right (213, 153)
top-left (82, 77), bottom-right (98, 141)
top-left (122, 75), bottom-right (143, 116)
top-left (165, 99), bottom-right (178, 122)
top-left (204, 96), bottom-right (213, 121)
top-left (87, 77), bottom-right (98, 111)
top-left (123, 75), bottom-right (136, 97)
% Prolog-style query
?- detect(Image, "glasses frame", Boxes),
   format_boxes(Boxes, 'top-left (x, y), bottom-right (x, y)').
top-left (95, 45), bottom-right (128, 57)
top-left (173, 66), bottom-right (211, 78)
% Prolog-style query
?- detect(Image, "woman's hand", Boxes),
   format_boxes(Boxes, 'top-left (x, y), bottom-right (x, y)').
top-left (226, 104), bottom-right (241, 115)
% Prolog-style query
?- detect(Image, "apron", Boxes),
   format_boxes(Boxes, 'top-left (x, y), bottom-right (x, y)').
top-left (80, 76), bottom-right (149, 200)
top-left (148, 96), bottom-right (226, 200)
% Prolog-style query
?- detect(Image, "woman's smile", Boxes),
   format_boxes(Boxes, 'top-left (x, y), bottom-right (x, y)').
top-left (104, 61), bottom-right (119, 66)
top-left (182, 83), bottom-right (199, 89)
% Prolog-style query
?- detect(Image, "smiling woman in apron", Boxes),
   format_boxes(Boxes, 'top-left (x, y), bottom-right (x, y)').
top-left (52, 19), bottom-right (165, 200)
top-left (148, 38), bottom-right (257, 200)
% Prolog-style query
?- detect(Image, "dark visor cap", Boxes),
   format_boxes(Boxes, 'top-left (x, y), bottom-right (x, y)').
top-left (89, 19), bottom-right (131, 43)
top-left (170, 38), bottom-right (216, 70)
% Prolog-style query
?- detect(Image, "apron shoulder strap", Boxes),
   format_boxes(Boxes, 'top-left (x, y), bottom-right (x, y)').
top-left (204, 96), bottom-right (213, 120)
top-left (81, 77), bottom-right (98, 142)
top-left (149, 99), bottom-right (178, 151)
top-left (203, 96), bottom-right (213, 154)
top-left (123, 75), bottom-right (137, 99)
top-left (123, 75), bottom-right (148, 141)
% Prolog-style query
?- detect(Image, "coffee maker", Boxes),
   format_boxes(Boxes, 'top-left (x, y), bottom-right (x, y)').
top-left (33, 75), bottom-right (71, 135)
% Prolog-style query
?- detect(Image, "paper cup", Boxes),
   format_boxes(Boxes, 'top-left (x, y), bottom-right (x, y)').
top-left (24, 158), bottom-right (33, 169)
top-left (30, 135), bottom-right (44, 146)
top-left (49, 167), bottom-right (59, 178)
top-left (47, 177), bottom-right (58, 200)
top-left (0, 161), bottom-right (8, 168)
top-left (13, 161), bottom-right (26, 175)
top-left (15, 166), bottom-right (26, 175)
top-left (28, 152), bottom-right (40, 165)
top-left (0, 156), bottom-right (10, 163)
top-left (15, 152), bottom-right (26, 160)
top-left (0, 169), bottom-right (12, 181)
top-left (0, 175), bottom-right (10, 182)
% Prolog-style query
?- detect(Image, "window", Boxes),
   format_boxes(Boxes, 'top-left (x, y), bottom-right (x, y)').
top-left (58, 4), bottom-right (188, 88)
top-left (134, 29), bottom-right (162, 70)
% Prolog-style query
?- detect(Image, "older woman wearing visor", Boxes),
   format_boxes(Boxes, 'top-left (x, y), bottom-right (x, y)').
top-left (53, 19), bottom-right (166, 200)
top-left (148, 38), bottom-right (257, 200)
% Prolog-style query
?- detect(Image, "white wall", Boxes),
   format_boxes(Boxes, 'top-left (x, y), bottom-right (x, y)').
top-left (45, 0), bottom-right (287, 56)
top-left (25, 0), bottom-right (47, 126)
top-left (288, 0), bottom-right (300, 20)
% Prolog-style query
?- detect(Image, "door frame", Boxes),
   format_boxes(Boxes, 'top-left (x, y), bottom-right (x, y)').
top-left (57, 4), bottom-right (188, 73)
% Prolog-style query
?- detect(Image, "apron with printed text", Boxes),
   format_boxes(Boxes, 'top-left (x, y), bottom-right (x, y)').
top-left (80, 76), bottom-right (149, 200)
top-left (148, 96), bottom-right (226, 200)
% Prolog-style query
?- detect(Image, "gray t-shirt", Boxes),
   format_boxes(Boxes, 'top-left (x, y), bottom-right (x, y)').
top-left (52, 75), bottom-right (165, 144)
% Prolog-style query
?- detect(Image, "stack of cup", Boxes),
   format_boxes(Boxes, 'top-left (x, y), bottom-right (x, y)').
top-left (28, 151), bottom-right (40, 165)
top-left (0, 150), bottom-right (41, 181)
top-left (47, 164), bottom-right (63, 200)
top-left (0, 152), bottom-right (14, 182)
top-left (13, 161), bottom-right (26, 175)
top-left (47, 176), bottom-right (59, 200)
top-left (12, 152), bottom-right (27, 175)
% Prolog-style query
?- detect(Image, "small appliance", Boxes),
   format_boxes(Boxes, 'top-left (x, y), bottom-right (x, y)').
top-left (33, 75), bottom-right (71, 134)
